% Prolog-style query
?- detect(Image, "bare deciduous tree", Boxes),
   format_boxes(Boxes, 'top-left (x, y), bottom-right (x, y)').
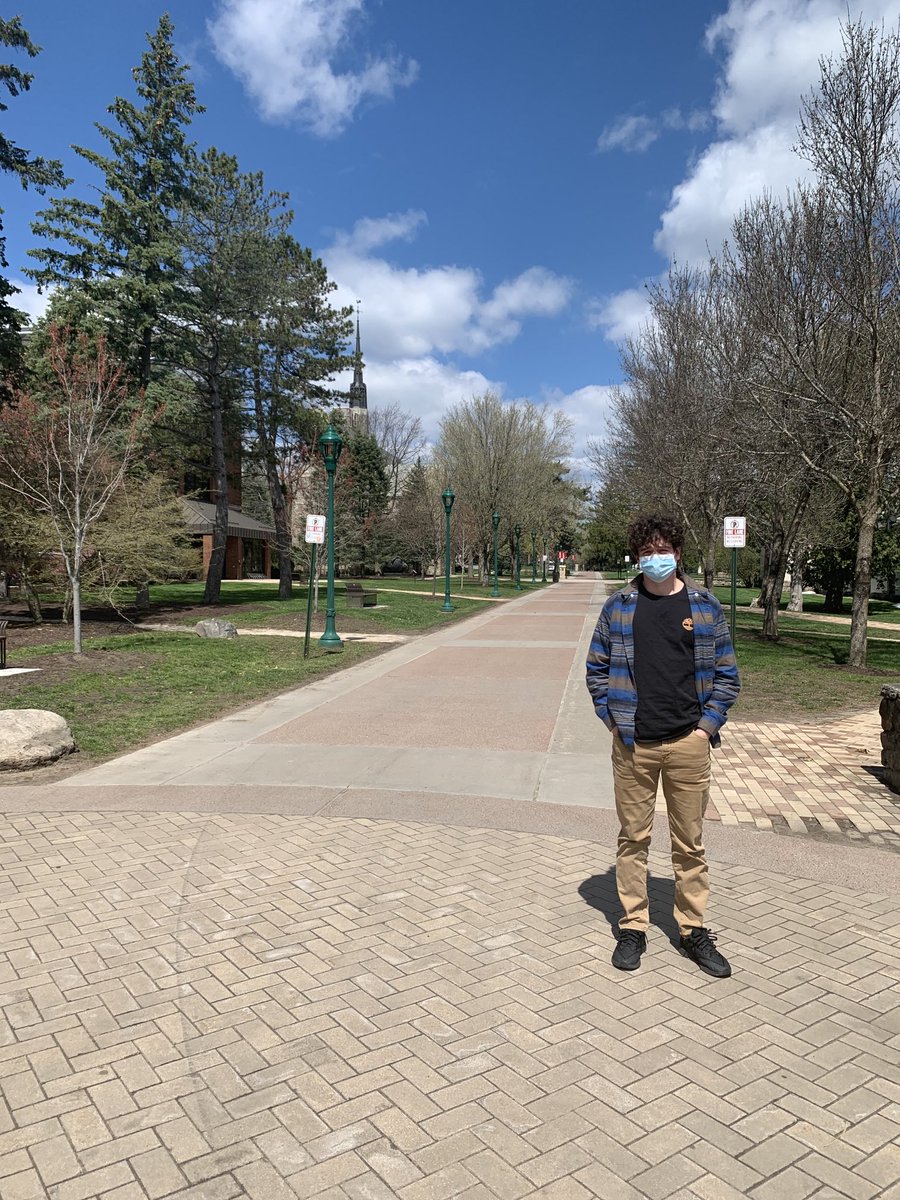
top-left (368, 402), bottom-right (426, 512)
top-left (436, 392), bottom-right (575, 585)
top-left (0, 327), bottom-right (147, 651)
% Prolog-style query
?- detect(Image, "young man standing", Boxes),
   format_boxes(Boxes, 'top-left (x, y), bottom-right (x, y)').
top-left (586, 513), bottom-right (740, 976)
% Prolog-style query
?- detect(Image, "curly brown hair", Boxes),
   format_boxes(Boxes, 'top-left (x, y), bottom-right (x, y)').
top-left (627, 512), bottom-right (685, 560)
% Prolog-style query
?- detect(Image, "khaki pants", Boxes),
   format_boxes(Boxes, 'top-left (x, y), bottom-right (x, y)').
top-left (611, 731), bottom-right (711, 936)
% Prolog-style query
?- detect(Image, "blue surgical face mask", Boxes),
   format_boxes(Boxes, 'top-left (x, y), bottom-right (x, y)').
top-left (639, 552), bottom-right (677, 582)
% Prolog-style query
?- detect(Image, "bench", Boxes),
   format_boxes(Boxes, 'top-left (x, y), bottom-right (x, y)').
top-left (346, 583), bottom-right (377, 608)
top-left (0, 620), bottom-right (6, 669)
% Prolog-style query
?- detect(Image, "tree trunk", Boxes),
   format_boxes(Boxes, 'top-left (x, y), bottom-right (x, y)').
top-left (20, 568), bottom-right (43, 623)
top-left (253, 369), bottom-right (293, 601)
top-left (787, 554), bottom-right (805, 612)
top-left (265, 450), bottom-right (292, 600)
top-left (848, 504), bottom-right (878, 668)
top-left (139, 326), bottom-right (152, 391)
top-left (704, 526), bottom-right (717, 590)
top-left (204, 381), bottom-right (229, 605)
top-left (135, 584), bottom-right (151, 612)
top-left (72, 575), bottom-right (82, 654)
top-left (823, 581), bottom-right (843, 612)
top-left (0, 570), bottom-right (7, 601)
top-left (758, 531), bottom-right (788, 640)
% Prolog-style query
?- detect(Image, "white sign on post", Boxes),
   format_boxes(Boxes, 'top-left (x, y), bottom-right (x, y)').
top-left (723, 516), bottom-right (746, 548)
top-left (305, 514), bottom-right (326, 544)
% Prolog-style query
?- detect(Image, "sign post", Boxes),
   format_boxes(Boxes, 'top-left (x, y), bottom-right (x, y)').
top-left (303, 515), bottom-right (326, 658)
top-left (723, 517), bottom-right (746, 644)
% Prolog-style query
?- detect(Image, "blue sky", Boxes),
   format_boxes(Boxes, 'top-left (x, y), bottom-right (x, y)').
top-left (6, 0), bottom-right (900, 460)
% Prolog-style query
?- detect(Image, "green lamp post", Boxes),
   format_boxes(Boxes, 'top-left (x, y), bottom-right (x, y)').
top-left (441, 487), bottom-right (455, 612)
top-left (541, 536), bottom-right (548, 583)
top-left (491, 510), bottom-right (501, 597)
top-left (530, 530), bottom-right (537, 584)
top-left (318, 424), bottom-right (344, 651)
top-left (514, 523), bottom-right (523, 591)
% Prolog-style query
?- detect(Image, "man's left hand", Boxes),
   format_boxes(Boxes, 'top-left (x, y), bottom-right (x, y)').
top-left (692, 728), bottom-right (710, 739)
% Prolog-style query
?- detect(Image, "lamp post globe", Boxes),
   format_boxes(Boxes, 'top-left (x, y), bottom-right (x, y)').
top-left (514, 523), bottom-right (523, 591)
top-left (491, 510), bottom-right (501, 598)
top-left (318, 424), bottom-right (344, 651)
top-left (441, 487), bottom-right (455, 613)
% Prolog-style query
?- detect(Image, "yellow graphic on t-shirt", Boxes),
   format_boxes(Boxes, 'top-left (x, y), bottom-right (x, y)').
top-left (682, 617), bottom-right (694, 631)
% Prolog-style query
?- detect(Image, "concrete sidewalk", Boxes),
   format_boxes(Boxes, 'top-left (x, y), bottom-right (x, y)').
top-left (0, 577), bottom-right (899, 1199)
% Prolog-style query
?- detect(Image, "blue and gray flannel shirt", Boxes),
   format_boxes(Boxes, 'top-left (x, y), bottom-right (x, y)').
top-left (585, 574), bottom-right (741, 748)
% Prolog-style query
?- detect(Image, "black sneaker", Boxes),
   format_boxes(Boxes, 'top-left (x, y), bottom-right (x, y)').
top-left (612, 929), bottom-right (647, 971)
top-left (680, 927), bottom-right (732, 978)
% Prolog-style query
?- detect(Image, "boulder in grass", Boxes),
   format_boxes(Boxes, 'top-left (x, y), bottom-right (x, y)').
top-left (195, 618), bottom-right (238, 639)
top-left (0, 710), bottom-right (76, 770)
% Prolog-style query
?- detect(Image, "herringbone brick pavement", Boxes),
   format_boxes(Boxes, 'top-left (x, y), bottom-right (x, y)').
top-left (710, 711), bottom-right (900, 847)
top-left (0, 810), bottom-right (898, 1198)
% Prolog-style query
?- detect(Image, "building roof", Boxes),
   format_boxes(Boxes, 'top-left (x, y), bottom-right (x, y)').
top-left (180, 498), bottom-right (275, 542)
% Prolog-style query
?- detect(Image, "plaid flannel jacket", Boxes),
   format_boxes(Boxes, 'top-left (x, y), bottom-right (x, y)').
top-left (585, 575), bottom-right (741, 748)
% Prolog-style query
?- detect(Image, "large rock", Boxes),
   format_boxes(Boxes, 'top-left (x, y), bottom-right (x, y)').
top-left (0, 710), bottom-right (76, 770)
top-left (195, 618), bottom-right (238, 639)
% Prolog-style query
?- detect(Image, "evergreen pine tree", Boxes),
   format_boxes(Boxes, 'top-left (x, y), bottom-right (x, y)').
top-left (245, 234), bottom-right (353, 599)
top-left (28, 14), bottom-right (202, 388)
top-left (339, 429), bottom-right (390, 575)
top-left (165, 148), bottom-right (290, 604)
top-left (0, 17), bottom-right (65, 403)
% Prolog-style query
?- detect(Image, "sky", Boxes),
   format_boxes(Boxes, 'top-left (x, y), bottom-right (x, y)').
top-left (5, 0), bottom-right (900, 466)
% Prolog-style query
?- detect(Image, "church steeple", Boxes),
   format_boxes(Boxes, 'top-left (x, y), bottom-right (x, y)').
top-left (348, 303), bottom-right (368, 427)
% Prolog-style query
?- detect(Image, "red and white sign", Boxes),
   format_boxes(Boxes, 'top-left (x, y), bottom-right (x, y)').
top-left (305, 514), bottom-right (326, 544)
top-left (723, 516), bottom-right (746, 548)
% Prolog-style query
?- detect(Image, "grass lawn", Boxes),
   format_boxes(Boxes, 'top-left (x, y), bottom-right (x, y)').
top-left (712, 584), bottom-right (900, 623)
top-left (144, 577), bottom-right (548, 633)
top-left (4, 634), bottom-right (382, 761)
top-left (732, 620), bottom-right (899, 718)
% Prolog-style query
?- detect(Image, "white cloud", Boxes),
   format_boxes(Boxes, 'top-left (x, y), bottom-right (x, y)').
top-left (598, 114), bottom-right (658, 154)
top-left (597, 107), bottom-right (709, 154)
top-left (600, 0), bottom-right (900, 338)
top-left (587, 287), bottom-right (651, 343)
top-left (322, 214), bottom-right (581, 443)
top-left (545, 382), bottom-right (618, 439)
top-left (659, 0), bottom-right (900, 262)
top-left (324, 210), bottom-right (573, 359)
top-left (9, 280), bottom-right (51, 324)
top-left (208, 0), bottom-right (418, 136)
top-left (705, 0), bottom-right (854, 136)
top-left (335, 210), bottom-right (427, 254)
top-left (654, 117), bottom-right (804, 263)
top-left (361, 358), bottom-right (500, 441)
top-left (538, 384), bottom-right (619, 479)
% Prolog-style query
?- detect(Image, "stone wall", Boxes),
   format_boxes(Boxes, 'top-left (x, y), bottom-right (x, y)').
top-left (880, 685), bottom-right (900, 793)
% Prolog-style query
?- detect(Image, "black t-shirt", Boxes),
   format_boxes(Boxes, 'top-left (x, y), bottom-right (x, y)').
top-left (633, 581), bottom-right (701, 742)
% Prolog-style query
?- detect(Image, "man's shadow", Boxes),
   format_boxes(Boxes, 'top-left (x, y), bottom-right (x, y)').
top-left (579, 868), bottom-right (680, 947)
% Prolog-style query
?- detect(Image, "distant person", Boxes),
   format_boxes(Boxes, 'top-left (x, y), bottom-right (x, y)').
top-left (586, 512), bottom-right (740, 977)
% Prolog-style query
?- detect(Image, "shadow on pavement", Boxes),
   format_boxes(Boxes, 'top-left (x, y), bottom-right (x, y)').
top-left (579, 868), bottom-right (680, 946)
